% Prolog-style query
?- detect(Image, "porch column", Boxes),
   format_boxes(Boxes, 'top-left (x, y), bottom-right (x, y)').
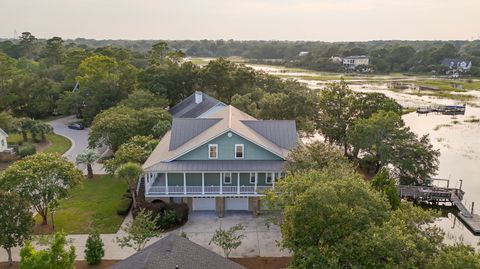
top-left (220, 173), bottom-right (223, 194)
top-left (201, 173), bottom-right (205, 194)
top-left (272, 172), bottom-right (275, 189)
top-left (183, 173), bottom-right (187, 194)
top-left (237, 173), bottom-right (240, 194)
top-left (165, 173), bottom-right (169, 194)
top-left (254, 172), bottom-right (258, 193)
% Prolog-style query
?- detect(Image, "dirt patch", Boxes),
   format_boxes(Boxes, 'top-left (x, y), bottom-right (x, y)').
top-left (230, 257), bottom-right (291, 269)
top-left (0, 260), bottom-right (119, 269)
top-left (36, 140), bottom-right (52, 152)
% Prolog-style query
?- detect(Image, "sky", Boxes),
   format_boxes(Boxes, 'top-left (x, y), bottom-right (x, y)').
top-left (1, 0), bottom-right (479, 41)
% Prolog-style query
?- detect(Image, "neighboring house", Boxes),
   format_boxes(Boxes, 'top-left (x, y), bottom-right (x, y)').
top-left (142, 105), bottom-right (298, 217)
top-left (342, 55), bottom-right (370, 69)
top-left (441, 58), bottom-right (472, 72)
top-left (169, 91), bottom-right (226, 118)
top-left (109, 234), bottom-right (247, 269)
top-left (298, 51), bottom-right (309, 57)
top-left (330, 56), bottom-right (343, 64)
top-left (0, 128), bottom-right (9, 152)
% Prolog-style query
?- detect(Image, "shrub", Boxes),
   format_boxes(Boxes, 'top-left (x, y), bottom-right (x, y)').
top-left (133, 201), bottom-right (189, 230)
top-left (117, 197), bottom-right (133, 216)
top-left (19, 143), bottom-right (36, 158)
top-left (85, 230), bottom-right (104, 265)
top-left (158, 210), bottom-right (177, 229)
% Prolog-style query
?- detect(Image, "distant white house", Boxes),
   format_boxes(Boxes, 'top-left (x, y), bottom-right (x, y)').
top-left (0, 128), bottom-right (9, 152)
top-left (441, 58), bottom-right (472, 72)
top-left (330, 56), bottom-right (343, 64)
top-left (298, 51), bottom-right (309, 57)
top-left (343, 55), bottom-right (370, 69)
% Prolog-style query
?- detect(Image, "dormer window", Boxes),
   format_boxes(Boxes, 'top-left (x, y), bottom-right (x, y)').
top-left (209, 144), bottom-right (218, 159)
top-left (235, 144), bottom-right (244, 159)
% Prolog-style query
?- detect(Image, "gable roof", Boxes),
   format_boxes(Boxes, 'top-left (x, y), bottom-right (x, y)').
top-left (169, 91), bottom-right (225, 118)
top-left (0, 128), bottom-right (8, 137)
top-left (143, 105), bottom-right (297, 170)
top-left (169, 118), bottom-right (221, 150)
top-left (441, 58), bottom-right (471, 66)
top-left (109, 234), bottom-right (246, 269)
top-left (242, 120), bottom-right (297, 149)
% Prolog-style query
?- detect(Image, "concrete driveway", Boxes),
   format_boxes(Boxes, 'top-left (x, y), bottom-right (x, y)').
top-left (168, 212), bottom-right (289, 257)
top-left (49, 116), bottom-right (105, 174)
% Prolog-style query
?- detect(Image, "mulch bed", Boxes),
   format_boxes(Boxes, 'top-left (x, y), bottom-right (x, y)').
top-left (231, 257), bottom-right (291, 269)
top-left (0, 260), bottom-right (119, 269)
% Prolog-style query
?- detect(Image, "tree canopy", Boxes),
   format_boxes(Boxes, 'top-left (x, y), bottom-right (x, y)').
top-left (0, 153), bottom-right (83, 225)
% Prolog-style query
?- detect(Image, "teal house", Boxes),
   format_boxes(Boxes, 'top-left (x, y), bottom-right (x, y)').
top-left (142, 93), bottom-right (297, 217)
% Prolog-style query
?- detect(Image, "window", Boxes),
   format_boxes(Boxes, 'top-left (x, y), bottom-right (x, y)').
top-left (249, 172), bottom-right (256, 184)
top-left (266, 173), bottom-right (273, 184)
top-left (208, 144), bottom-right (218, 159)
top-left (223, 172), bottom-right (232, 184)
top-left (0, 139), bottom-right (4, 147)
top-left (235, 144), bottom-right (244, 159)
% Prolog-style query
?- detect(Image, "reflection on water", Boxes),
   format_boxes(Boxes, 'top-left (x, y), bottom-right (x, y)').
top-left (403, 109), bottom-right (480, 247)
top-left (252, 63), bottom-right (480, 246)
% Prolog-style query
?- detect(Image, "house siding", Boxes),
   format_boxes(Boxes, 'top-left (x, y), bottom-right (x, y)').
top-left (176, 132), bottom-right (283, 161)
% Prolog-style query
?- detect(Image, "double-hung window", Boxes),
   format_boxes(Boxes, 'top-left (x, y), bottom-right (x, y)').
top-left (249, 172), bottom-right (256, 184)
top-left (266, 173), bottom-right (273, 185)
top-left (209, 144), bottom-right (218, 159)
top-left (235, 144), bottom-right (244, 159)
top-left (223, 172), bottom-right (232, 184)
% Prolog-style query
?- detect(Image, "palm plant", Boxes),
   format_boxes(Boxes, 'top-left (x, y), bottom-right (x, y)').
top-left (116, 162), bottom-right (143, 209)
top-left (76, 149), bottom-right (99, 179)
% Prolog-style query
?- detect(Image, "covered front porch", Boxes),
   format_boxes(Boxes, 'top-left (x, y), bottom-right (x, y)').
top-left (144, 171), bottom-right (281, 197)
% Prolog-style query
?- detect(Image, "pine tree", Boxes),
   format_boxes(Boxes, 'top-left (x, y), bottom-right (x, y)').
top-left (85, 230), bottom-right (104, 265)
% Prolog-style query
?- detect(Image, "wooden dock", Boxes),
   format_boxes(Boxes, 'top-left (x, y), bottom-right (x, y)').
top-left (397, 181), bottom-right (480, 234)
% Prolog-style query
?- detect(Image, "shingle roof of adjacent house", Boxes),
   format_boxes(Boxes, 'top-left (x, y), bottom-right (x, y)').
top-left (0, 128), bottom-right (8, 137)
top-left (108, 234), bottom-right (247, 269)
top-left (169, 91), bottom-right (225, 118)
top-left (143, 105), bottom-right (298, 170)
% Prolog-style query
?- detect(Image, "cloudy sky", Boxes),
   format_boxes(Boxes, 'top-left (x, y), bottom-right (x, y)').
top-left (1, 0), bottom-right (479, 41)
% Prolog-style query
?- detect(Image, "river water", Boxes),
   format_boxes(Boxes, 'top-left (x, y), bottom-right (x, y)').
top-left (248, 63), bottom-right (480, 247)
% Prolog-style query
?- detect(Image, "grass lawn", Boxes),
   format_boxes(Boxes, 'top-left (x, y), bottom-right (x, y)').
top-left (6, 133), bottom-right (71, 155)
top-left (43, 134), bottom-right (71, 154)
top-left (35, 175), bottom-right (128, 234)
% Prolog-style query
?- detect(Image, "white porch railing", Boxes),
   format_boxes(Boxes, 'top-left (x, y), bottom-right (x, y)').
top-left (147, 185), bottom-right (272, 195)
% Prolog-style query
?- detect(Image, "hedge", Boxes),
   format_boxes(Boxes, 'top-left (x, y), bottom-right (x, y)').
top-left (19, 143), bottom-right (36, 158)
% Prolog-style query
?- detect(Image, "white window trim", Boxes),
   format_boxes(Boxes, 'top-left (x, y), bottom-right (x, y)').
top-left (235, 144), bottom-right (244, 159)
top-left (249, 172), bottom-right (256, 184)
top-left (208, 144), bottom-right (218, 159)
top-left (223, 172), bottom-right (232, 184)
top-left (266, 172), bottom-right (273, 185)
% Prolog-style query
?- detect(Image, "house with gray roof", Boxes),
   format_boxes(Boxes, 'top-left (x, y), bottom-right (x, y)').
top-left (109, 234), bottom-right (247, 269)
top-left (142, 103), bottom-right (298, 217)
top-left (441, 58), bottom-right (472, 72)
top-left (169, 91), bottom-right (226, 118)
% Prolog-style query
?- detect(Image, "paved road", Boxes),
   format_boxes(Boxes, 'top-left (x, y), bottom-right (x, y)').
top-left (49, 116), bottom-right (105, 174)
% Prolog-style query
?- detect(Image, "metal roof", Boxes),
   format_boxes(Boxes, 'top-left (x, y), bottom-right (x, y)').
top-left (143, 106), bottom-right (294, 169)
top-left (109, 234), bottom-right (246, 269)
top-left (169, 118), bottom-right (221, 150)
top-left (169, 91), bottom-right (225, 118)
top-left (241, 120), bottom-right (297, 150)
top-left (144, 160), bottom-right (285, 172)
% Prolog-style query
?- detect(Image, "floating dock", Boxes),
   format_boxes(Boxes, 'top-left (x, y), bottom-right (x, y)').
top-left (397, 178), bottom-right (480, 234)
